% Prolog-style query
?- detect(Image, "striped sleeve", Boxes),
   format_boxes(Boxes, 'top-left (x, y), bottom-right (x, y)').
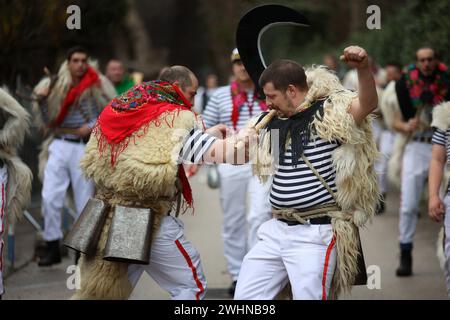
top-left (202, 91), bottom-right (221, 129)
top-left (432, 129), bottom-right (446, 146)
top-left (179, 127), bottom-right (217, 164)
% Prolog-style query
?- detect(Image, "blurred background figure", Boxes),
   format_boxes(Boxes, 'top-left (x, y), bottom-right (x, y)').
top-left (105, 59), bottom-right (136, 95)
top-left (194, 73), bottom-right (219, 114)
top-left (376, 62), bottom-right (403, 214)
top-left (392, 47), bottom-right (449, 277)
top-left (0, 88), bottom-right (32, 299)
top-left (323, 53), bottom-right (346, 81)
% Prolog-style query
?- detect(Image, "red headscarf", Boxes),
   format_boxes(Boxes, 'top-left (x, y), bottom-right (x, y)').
top-left (95, 80), bottom-right (195, 207)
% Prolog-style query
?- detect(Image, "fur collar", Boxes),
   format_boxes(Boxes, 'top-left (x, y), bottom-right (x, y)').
top-left (431, 101), bottom-right (450, 131)
top-left (0, 88), bottom-right (30, 149)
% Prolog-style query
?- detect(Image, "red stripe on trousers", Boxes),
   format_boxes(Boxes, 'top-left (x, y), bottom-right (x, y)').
top-left (175, 239), bottom-right (205, 300)
top-left (0, 183), bottom-right (4, 270)
top-left (322, 235), bottom-right (336, 300)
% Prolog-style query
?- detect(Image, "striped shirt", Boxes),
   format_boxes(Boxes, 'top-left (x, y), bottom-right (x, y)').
top-left (202, 85), bottom-right (262, 130)
top-left (179, 127), bottom-right (217, 164)
top-left (432, 128), bottom-right (450, 160)
top-left (40, 96), bottom-right (100, 139)
top-left (432, 128), bottom-right (450, 192)
top-left (270, 135), bottom-right (340, 209)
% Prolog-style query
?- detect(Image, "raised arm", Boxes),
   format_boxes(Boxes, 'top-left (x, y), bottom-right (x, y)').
top-left (341, 46), bottom-right (378, 125)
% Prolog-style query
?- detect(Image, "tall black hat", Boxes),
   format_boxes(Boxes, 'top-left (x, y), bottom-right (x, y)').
top-left (236, 5), bottom-right (310, 98)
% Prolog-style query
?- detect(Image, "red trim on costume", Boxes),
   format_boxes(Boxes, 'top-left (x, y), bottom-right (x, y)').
top-left (175, 239), bottom-right (205, 300)
top-left (230, 81), bottom-right (267, 131)
top-left (0, 183), bottom-right (4, 235)
top-left (178, 166), bottom-right (193, 208)
top-left (0, 183), bottom-right (5, 271)
top-left (322, 235), bottom-right (336, 300)
top-left (51, 66), bottom-right (100, 127)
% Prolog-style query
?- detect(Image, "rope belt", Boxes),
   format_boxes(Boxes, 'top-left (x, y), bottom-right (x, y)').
top-left (273, 204), bottom-right (340, 225)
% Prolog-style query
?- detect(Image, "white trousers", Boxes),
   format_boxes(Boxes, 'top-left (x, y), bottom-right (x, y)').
top-left (375, 130), bottom-right (396, 194)
top-left (0, 165), bottom-right (7, 295)
top-left (127, 215), bottom-right (207, 300)
top-left (443, 195), bottom-right (450, 297)
top-left (234, 219), bottom-right (337, 300)
top-left (41, 139), bottom-right (94, 241)
top-left (217, 164), bottom-right (272, 280)
top-left (399, 141), bottom-right (432, 244)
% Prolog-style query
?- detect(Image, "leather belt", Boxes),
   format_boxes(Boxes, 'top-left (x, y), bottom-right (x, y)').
top-left (412, 136), bottom-right (432, 143)
top-left (54, 135), bottom-right (89, 144)
top-left (278, 216), bottom-right (332, 225)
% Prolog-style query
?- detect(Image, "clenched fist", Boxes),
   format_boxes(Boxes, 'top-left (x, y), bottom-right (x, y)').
top-left (340, 46), bottom-right (369, 69)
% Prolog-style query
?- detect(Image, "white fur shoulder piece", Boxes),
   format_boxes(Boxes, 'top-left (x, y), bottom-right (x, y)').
top-left (0, 88), bottom-right (30, 148)
top-left (431, 101), bottom-right (450, 131)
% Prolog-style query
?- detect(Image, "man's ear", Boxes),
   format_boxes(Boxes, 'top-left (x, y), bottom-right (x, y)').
top-left (287, 84), bottom-right (296, 98)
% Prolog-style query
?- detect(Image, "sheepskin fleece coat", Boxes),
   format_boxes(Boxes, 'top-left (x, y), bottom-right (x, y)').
top-left (32, 60), bottom-right (117, 181)
top-left (431, 101), bottom-right (450, 271)
top-left (250, 66), bottom-right (380, 299)
top-left (0, 88), bottom-right (33, 227)
top-left (72, 109), bottom-right (203, 300)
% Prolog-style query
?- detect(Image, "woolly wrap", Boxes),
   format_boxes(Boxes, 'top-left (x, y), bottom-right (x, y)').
top-left (249, 66), bottom-right (380, 299)
top-left (431, 102), bottom-right (450, 271)
top-left (387, 87), bottom-right (437, 189)
top-left (32, 60), bottom-right (117, 182)
top-left (0, 88), bottom-right (33, 228)
top-left (72, 109), bottom-right (203, 300)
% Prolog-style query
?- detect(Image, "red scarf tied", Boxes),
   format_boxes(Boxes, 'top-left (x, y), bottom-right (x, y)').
top-left (96, 80), bottom-right (195, 208)
top-left (51, 66), bottom-right (100, 127)
top-left (230, 80), bottom-right (267, 131)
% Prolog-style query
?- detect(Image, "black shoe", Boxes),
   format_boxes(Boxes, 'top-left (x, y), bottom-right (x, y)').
top-left (396, 244), bottom-right (412, 277)
top-left (38, 240), bottom-right (62, 267)
top-left (228, 280), bottom-right (237, 297)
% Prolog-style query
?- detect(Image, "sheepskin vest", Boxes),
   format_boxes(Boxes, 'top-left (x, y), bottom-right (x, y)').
top-left (71, 109), bottom-right (203, 300)
top-left (0, 88), bottom-right (33, 227)
top-left (250, 66), bottom-right (380, 299)
top-left (80, 109), bottom-right (202, 217)
top-left (32, 61), bottom-right (117, 181)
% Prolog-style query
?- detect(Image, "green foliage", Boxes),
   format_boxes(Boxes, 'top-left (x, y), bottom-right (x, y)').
top-left (345, 0), bottom-right (450, 66)
top-left (0, 0), bottom-right (128, 88)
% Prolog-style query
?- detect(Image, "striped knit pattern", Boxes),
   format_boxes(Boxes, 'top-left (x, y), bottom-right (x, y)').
top-left (202, 85), bottom-right (257, 130)
top-left (179, 128), bottom-right (217, 164)
top-left (270, 136), bottom-right (340, 209)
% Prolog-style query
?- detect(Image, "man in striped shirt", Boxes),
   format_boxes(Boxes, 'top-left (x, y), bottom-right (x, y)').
top-left (234, 46), bottom-right (379, 300)
top-left (34, 46), bottom-right (116, 267)
top-left (68, 65), bottom-right (258, 300)
top-left (428, 101), bottom-right (450, 297)
top-left (202, 48), bottom-right (272, 296)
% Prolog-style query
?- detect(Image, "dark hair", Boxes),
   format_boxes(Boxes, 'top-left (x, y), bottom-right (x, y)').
top-left (384, 62), bottom-right (402, 71)
top-left (66, 46), bottom-right (89, 61)
top-left (259, 59), bottom-right (307, 92)
top-left (158, 65), bottom-right (195, 90)
top-left (415, 46), bottom-right (435, 61)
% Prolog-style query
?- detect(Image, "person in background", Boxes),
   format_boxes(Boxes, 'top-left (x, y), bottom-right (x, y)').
top-left (105, 59), bottom-right (135, 95)
top-left (194, 73), bottom-right (219, 114)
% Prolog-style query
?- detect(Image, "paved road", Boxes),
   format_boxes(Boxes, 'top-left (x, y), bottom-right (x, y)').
top-left (2, 166), bottom-right (448, 299)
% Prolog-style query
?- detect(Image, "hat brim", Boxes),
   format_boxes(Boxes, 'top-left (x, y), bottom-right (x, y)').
top-left (236, 5), bottom-right (310, 98)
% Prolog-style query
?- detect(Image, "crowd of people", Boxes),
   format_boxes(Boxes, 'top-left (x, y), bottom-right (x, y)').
top-left (0, 42), bottom-right (448, 300)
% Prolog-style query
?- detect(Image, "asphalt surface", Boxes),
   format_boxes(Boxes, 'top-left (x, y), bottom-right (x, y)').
top-left (2, 166), bottom-right (448, 300)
